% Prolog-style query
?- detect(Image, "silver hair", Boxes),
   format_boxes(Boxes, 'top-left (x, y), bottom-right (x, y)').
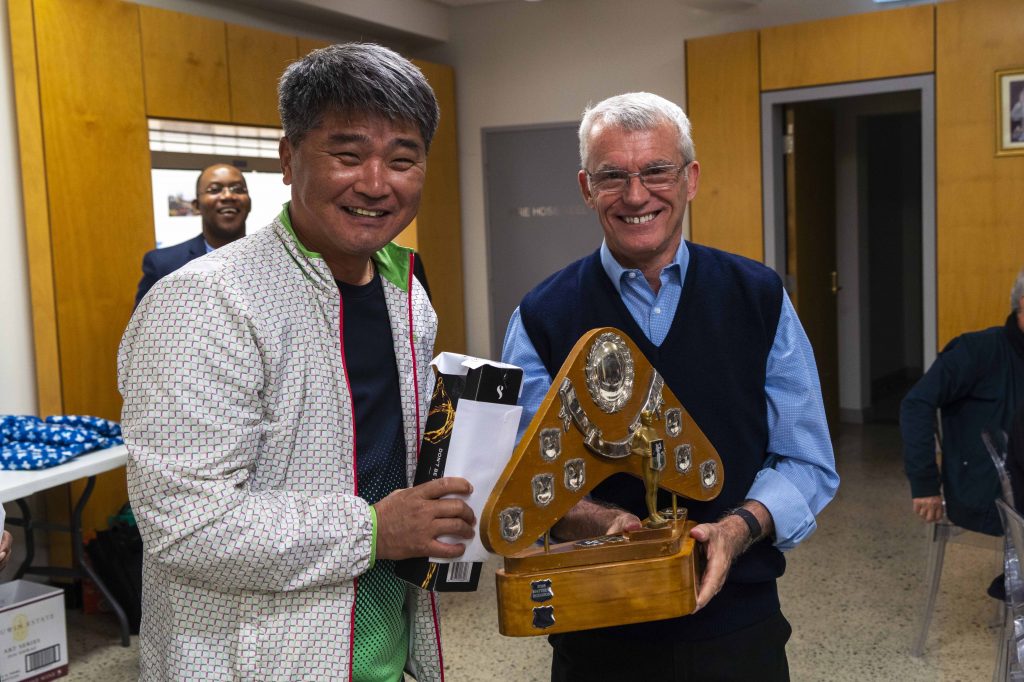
top-left (1012, 266), bottom-right (1024, 313)
top-left (278, 42), bottom-right (439, 150)
top-left (578, 92), bottom-right (696, 169)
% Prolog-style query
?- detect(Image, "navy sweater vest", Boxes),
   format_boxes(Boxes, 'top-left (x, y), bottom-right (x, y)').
top-left (520, 243), bottom-right (786, 639)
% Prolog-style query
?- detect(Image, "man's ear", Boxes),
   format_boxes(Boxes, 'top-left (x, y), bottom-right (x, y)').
top-left (280, 137), bottom-right (293, 185)
top-left (578, 169), bottom-right (595, 208)
top-left (191, 198), bottom-right (199, 215)
top-left (685, 161), bottom-right (701, 202)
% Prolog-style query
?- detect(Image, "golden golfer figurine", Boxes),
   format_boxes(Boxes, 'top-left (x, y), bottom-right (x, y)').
top-left (632, 410), bottom-right (668, 528)
top-left (482, 327), bottom-right (725, 636)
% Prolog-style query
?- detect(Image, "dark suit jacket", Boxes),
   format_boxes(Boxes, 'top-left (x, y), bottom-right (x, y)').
top-left (134, 234), bottom-right (207, 307)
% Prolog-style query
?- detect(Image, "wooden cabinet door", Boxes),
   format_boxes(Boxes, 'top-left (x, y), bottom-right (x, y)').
top-left (412, 60), bottom-right (466, 354)
top-left (761, 5), bottom-right (934, 91)
top-left (140, 6), bottom-right (230, 122)
top-left (227, 24), bottom-right (298, 127)
top-left (685, 31), bottom-right (762, 260)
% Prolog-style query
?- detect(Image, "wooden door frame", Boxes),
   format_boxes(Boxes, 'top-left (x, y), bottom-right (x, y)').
top-left (760, 74), bottom-right (937, 370)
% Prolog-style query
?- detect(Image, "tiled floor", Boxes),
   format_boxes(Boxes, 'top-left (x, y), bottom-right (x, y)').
top-left (65, 423), bottom-right (1004, 680)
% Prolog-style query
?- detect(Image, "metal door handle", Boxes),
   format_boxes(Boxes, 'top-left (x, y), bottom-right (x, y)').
top-left (831, 271), bottom-right (842, 295)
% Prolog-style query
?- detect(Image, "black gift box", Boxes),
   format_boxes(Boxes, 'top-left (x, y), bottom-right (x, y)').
top-left (395, 359), bottom-right (523, 592)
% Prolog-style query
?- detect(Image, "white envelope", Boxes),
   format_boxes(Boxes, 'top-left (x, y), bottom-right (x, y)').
top-left (431, 397), bottom-right (522, 563)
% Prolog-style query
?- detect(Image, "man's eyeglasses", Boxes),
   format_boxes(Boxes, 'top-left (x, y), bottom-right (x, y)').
top-left (201, 183), bottom-right (249, 196)
top-left (586, 163), bottom-right (688, 195)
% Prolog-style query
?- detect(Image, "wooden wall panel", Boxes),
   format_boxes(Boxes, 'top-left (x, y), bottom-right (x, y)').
top-left (936, 0), bottom-right (1024, 346)
top-left (685, 31), bottom-right (763, 261)
top-left (761, 5), bottom-right (934, 91)
top-left (8, 0), bottom-right (61, 417)
top-left (297, 37), bottom-right (332, 56)
top-left (227, 24), bottom-right (297, 126)
top-left (412, 60), bottom-right (466, 354)
top-left (33, 0), bottom-right (152, 532)
top-left (140, 6), bottom-right (230, 122)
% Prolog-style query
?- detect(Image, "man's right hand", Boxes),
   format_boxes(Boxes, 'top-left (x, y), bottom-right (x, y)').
top-left (550, 498), bottom-right (642, 542)
top-left (912, 495), bottom-right (944, 523)
top-left (373, 477), bottom-right (476, 560)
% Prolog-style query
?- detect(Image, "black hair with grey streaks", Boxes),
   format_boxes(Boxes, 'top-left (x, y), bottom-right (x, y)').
top-left (278, 42), bottom-right (439, 151)
top-left (1012, 266), bottom-right (1024, 313)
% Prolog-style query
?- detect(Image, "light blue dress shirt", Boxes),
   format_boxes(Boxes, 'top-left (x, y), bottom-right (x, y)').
top-left (501, 240), bottom-right (839, 551)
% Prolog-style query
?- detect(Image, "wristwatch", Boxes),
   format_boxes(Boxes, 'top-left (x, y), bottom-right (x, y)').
top-left (728, 507), bottom-right (762, 543)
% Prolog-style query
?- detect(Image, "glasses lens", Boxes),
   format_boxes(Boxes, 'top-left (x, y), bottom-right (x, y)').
top-left (589, 165), bottom-right (683, 194)
top-left (639, 165), bottom-right (682, 190)
top-left (204, 184), bottom-right (248, 195)
top-left (589, 170), bottom-right (628, 194)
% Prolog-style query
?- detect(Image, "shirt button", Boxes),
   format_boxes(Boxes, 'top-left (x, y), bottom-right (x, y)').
top-left (654, 307), bottom-right (661, 314)
top-left (628, 272), bottom-right (637, 279)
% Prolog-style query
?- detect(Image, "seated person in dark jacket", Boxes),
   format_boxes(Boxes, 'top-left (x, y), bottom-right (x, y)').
top-left (901, 267), bottom-right (1024, 536)
top-left (1006, 403), bottom-right (1024, 512)
top-left (134, 163), bottom-right (251, 307)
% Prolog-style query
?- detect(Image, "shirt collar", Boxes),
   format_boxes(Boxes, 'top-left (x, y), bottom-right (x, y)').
top-left (599, 239), bottom-right (690, 294)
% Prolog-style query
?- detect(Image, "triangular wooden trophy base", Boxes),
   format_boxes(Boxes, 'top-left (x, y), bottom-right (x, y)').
top-left (494, 518), bottom-right (703, 637)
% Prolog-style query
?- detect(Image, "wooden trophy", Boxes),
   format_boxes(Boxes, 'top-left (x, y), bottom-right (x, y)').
top-left (481, 327), bottom-right (724, 636)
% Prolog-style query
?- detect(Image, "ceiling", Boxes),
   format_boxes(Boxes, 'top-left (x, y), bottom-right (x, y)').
top-left (428, 0), bottom-right (767, 7)
top-left (430, 0), bottom-right (517, 5)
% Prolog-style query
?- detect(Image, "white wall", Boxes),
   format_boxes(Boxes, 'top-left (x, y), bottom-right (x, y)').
top-left (419, 0), bottom-right (937, 357)
top-left (0, 0), bottom-right (37, 415)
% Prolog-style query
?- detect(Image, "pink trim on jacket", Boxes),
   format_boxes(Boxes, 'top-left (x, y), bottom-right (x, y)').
top-left (409, 252), bottom-right (444, 680)
top-left (338, 296), bottom-right (359, 682)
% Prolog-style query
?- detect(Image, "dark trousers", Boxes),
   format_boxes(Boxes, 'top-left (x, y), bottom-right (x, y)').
top-left (549, 611), bottom-right (792, 682)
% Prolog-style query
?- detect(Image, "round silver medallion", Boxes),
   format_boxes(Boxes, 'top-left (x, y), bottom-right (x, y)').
top-left (585, 332), bottom-right (635, 414)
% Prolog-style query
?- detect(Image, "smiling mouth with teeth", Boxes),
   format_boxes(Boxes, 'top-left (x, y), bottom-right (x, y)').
top-left (346, 207), bottom-right (386, 218)
top-left (623, 213), bottom-right (657, 225)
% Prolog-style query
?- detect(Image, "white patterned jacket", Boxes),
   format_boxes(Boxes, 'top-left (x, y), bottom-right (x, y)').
top-left (119, 210), bottom-right (443, 681)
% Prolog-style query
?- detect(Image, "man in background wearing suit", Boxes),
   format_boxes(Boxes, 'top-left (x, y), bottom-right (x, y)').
top-left (134, 163), bottom-right (251, 306)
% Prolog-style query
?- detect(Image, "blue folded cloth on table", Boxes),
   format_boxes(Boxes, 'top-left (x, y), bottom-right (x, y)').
top-left (0, 415), bottom-right (123, 470)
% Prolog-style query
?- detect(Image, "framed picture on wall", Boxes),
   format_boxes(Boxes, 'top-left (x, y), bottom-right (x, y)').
top-left (996, 68), bottom-right (1024, 156)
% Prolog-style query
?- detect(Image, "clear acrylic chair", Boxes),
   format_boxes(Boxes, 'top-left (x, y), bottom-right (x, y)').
top-left (911, 426), bottom-right (969, 657)
top-left (987, 428), bottom-right (1023, 682)
top-left (912, 427), bottom-right (1009, 658)
top-left (993, 497), bottom-right (1024, 681)
top-left (911, 508), bottom-right (964, 657)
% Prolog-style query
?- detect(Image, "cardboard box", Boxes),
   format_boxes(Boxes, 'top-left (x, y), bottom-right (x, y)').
top-left (396, 354), bottom-right (523, 592)
top-left (0, 581), bottom-right (67, 682)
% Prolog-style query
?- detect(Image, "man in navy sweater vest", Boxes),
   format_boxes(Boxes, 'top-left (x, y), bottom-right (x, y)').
top-left (502, 92), bottom-right (839, 681)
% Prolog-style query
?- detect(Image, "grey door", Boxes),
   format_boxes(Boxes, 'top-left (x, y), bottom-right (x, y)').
top-left (484, 124), bottom-right (602, 357)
